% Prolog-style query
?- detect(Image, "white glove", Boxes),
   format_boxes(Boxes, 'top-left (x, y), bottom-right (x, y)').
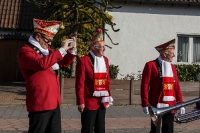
top-left (180, 107), bottom-right (185, 114)
top-left (143, 107), bottom-right (149, 114)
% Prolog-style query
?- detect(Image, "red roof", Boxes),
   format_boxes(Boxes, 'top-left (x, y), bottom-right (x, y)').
top-left (0, 0), bottom-right (47, 30)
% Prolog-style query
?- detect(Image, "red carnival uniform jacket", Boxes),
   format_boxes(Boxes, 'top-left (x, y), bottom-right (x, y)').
top-left (18, 44), bottom-right (75, 112)
top-left (141, 59), bottom-right (183, 108)
top-left (75, 54), bottom-right (111, 110)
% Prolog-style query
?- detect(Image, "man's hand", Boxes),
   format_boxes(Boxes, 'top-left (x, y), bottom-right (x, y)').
top-left (179, 107), bottom-right (185, 114)
top-left (70, 37), bottom-right (77, 49)
top-left (78, 104), bottom-right (85, 113)
top-left (61, 37), bottom-right (76, 51)
top-left (143, 106), bottom-right (149, 114)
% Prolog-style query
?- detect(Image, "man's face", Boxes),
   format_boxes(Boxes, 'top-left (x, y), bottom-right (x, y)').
top-left (164, 50), bottom-right (175, 62)
top-left (92, 42), bottom-right (105, 57)
top-left (38, 33), bottom-right (53, 49)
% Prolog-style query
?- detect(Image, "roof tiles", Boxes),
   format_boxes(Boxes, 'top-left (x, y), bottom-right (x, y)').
top-left (1, 0), bottom-right (200, 30)
top-left (0, 0), bottom-right (47, 30)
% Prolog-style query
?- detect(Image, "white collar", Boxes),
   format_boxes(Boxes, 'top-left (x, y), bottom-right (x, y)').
top-left (28, 35), bottom-right (59, 70)
top-left (28, 35), bottom-right (49, 55)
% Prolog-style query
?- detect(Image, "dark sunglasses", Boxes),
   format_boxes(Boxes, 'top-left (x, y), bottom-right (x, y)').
top-left (40, 34), bottom-right (53, 43)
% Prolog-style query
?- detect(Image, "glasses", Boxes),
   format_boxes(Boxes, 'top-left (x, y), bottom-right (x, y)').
top-left (95, 45), bottom-right (105, 49)
top-left (40, 34), bottom-right (53, 43)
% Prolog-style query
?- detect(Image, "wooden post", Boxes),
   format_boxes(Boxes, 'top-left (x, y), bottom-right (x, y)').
top-left (198, 81), bottom-right (200, 97)
top-left (60, 77), bottom-right (64, 102)
top-left (129, 78), bottom-right (134, 105)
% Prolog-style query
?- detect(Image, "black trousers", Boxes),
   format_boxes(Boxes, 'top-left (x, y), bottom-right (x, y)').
top-left (28, 106), bottom-right (61, 133)
top-left (81, 103), bottom-right (106, 133)
top-left (150, 113), bottom-right (174, 133)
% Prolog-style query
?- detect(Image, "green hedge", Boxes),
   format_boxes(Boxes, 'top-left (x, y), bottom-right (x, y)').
top-left (175, 64), bottom-right (200, 82)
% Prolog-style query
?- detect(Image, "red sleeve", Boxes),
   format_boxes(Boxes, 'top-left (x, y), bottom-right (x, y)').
top-left (75, 58), bottom-right (85, 105)
top-left (18, 46), bottom-right (63, 71)
top-left (172, 65), bottom-right (184, 103)
top-left (141, 62), bottom-right (151, 107)
top-left (58, 52), bottom-right (76, 68)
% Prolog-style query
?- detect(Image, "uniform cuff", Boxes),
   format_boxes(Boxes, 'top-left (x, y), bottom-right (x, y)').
top-left (59, 48), bottom-right (67, 57)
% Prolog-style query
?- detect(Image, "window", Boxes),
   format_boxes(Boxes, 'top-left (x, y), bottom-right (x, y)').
top-left (177, 35), bottom-right (200, 64)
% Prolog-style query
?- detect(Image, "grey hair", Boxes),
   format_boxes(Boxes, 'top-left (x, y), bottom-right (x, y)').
top-left (164, 50), bottom-right (172, 55)
top-left (93, 44), bottom-right (100, 49)
top-left (164, 51), bottom-right (169, 54)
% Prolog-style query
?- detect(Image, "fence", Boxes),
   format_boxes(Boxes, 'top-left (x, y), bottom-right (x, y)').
top-left (61, 78), bottom-right (200, 105)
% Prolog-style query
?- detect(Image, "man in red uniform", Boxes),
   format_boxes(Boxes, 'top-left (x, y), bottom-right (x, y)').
top-left (75, 28), bottom-right (113, 133)
top-left (18, 18), bottom-right (76, 133)
top-left (141, 39), bottom-right (185, 133)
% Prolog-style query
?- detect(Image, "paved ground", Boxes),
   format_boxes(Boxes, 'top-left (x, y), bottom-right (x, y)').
top-left (0, 82), bottom-right (200, 133)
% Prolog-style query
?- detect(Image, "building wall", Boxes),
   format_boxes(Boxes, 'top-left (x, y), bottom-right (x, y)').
top-left (104, 2), bottom-right (200, 79)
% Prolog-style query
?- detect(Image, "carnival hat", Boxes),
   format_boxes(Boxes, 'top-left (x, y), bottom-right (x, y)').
top-left (155, 39), bottom-right (175, 53)
top-left (87, 28), bottom-right (103, 47)
top-left (33, 18), bottom-right (62, 37)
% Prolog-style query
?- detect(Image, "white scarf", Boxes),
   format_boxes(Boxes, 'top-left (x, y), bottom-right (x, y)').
top-left (157, 56), bottom-right (175, 108)
top-left (94, 56), bottom-right (106, 73)
top-left (158, 56), bottom-right (173, 77)
top-left (90, 51), bottom-right (113, 108)
top-left (28, 36), bottom-right (59, 70)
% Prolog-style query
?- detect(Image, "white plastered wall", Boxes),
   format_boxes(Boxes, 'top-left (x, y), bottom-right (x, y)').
top-left (104, 2), bottom-right (200, 79)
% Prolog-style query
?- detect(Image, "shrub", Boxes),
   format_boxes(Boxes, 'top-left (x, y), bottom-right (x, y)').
top-left (60, 66), bottom-right (71, 78)
top-left (109, 64), bottom-right (119, 79)
top-left (121, 71), bottom-right (142, 80)
top-left (175, 64), bottom-right (200, 82)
